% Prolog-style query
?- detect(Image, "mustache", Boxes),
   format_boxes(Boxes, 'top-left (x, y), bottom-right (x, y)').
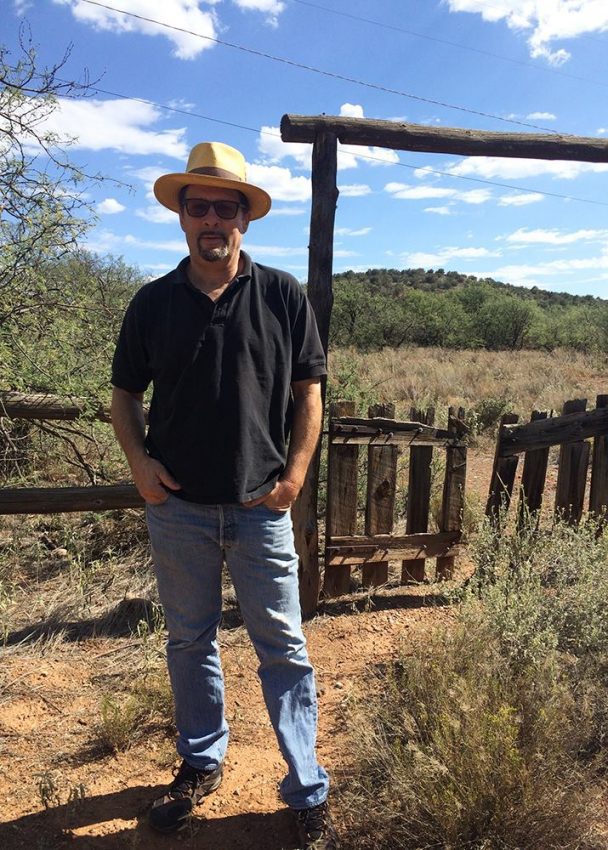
top-left (198, 231), bottom-right (227, 241)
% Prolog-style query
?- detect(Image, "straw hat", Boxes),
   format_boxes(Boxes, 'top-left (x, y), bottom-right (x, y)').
top-left (153, 142), bottom-right (271, 220)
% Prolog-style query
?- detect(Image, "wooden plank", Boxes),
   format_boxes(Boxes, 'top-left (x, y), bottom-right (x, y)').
top-left (281, 114), bottom-right (608, 162)
top-left (517, 410), bottom-right (550, 531)
top-left (294, 129), bottom-right (338, 616)
top-left (0, 484), bottom-right (143, 514)
top-left (403, 407), bottom-right (435, 583)
top-left (0, 391), bottom-right (114, 423)
top-left (486, 412), bottom-right (520, 528)
top-left (327, 531), bottom-right (460, 565)
top-left (323, 401), bottom-right (358, 597)
top-left (555, 399), bottom-right (589, 525)
top-left (331, 433), bottom-right (463, 447)
top-left (499, 407), bottom-right (608, 455)
top-left (362, 403), bottom-right (396, 588)
top-left (437, 408), bottom-right (467, 579)
top-left (589, 395), bottom-right (608, 526)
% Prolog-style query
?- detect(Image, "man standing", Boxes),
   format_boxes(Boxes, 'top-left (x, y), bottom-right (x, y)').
top-left (111, 142), bottom-right (337, 848)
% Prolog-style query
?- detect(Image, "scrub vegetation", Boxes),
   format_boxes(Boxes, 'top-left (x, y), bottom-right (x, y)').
top-left (339, 519), bottom-right (608, 850)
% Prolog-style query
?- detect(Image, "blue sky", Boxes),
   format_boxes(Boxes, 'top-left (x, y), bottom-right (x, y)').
top-left (5, 0), bottom-right (608, 295)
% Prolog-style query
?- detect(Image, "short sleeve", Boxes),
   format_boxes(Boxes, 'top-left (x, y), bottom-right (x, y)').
top-left (111, 291), bottom-right (152, 393)
top-left (289, 286), bottom-right (327, 382)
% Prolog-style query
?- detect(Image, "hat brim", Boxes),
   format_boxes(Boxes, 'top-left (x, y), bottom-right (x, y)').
top-left (153, 173), bottom-right (271, 220)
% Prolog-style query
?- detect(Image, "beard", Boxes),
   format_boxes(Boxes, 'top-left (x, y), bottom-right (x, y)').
top-left (197, 233), bottom-right (230, 262)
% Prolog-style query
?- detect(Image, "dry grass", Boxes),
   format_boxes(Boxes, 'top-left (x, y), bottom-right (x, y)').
top-left (329, 347), bottom-right (608, 425)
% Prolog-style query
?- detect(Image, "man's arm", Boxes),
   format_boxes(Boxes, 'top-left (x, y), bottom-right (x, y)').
top-left (246, 377), bottom-right (322, 511)
top-left (111, 386), bottom-right (181, 505)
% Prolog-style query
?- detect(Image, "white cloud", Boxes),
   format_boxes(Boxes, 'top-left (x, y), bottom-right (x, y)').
top-left (425, 206), bottom-right (452, 215)
top-left (445, 0), bottom-right (608, 66)
top-left (259, 129), bottom-right (311, 170)
top-left (97, 198), bottom-right (126, 214)
top-left (335, 227), bottom-right (372, 237)
top-left (340, 103), bottom-right (364, 119)
top-left (52, 0), bottom-right (219, 60)
top-left (498, 192), bottom-right (544, 206)
top-left (527, 111), bottom-right (557, 120)
top-left (385, 182), bottom-right (493, 205)
top-left (136, 205), bottom-right (177, 223)
top-left (232, 0), bottom-right (285, 27)
top-left (385, 182), bottom-right (455, 200)
top-left (444, 156), bottom-right (608, 181)
top-left (338, 184), bottom-right (372, 197)
top-left (267, 207), bottom-right (307, 216)
top-left (43, 98), bottom-right (188, 158)
top-left (504, 227), bottom-right (608, 245)
top-left (405, 246), bottom-right (501, 267)
top-left (248, 163), bottom-right (311, 202)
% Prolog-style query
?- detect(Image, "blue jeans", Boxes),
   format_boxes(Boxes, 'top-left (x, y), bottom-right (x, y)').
top-left (145, 494), bottom-right (329, 809)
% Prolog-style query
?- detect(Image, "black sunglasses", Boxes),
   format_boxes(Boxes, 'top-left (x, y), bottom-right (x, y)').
top-left (182, 198), bottom-right (247, 220)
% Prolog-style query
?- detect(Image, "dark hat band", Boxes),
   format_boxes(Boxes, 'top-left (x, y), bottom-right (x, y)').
top-left (189, 166), bottom-right (243, 182)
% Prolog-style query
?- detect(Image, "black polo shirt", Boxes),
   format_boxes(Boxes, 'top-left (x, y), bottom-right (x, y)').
top-left (111, 252), bottom-right (327, 504)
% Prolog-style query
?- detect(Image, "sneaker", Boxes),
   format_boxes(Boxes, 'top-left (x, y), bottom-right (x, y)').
top-left (148, 759), bottom-right (223, 834)
top-left (293, 801), bottom-right (339, 849)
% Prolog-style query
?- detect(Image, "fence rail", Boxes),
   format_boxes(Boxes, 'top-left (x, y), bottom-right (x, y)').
top-left (486, 395), bottom-right (608, 528)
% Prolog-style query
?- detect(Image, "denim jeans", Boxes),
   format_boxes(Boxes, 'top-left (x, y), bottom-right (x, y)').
top-left (146, 494), bottom-right (329, 809)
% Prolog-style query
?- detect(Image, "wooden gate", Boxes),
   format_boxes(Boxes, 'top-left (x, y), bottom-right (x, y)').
top-left (486, 395), bottom-right (608, 528)
top-left (323, 401), bottom-right (467, 597)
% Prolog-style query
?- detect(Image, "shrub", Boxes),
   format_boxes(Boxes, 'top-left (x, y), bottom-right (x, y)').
top-left (340, 520), bottom-right (608, 849)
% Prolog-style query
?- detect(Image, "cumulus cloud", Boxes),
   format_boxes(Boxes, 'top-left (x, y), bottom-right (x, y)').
top-left (425, 206), bottom-right (452, 215)
top-left (527, 111), bottom-right (557, 120)
top-left (445, 0), bottom-right (608, 66)
top-left (248, 163), bottom-right (311, 202)
top-left (52, 0), bottom-right (219, 60)
top-left (97, 198), bottom-right (126, 214)
top-left (41, 98), bottom-right (189, 158)
top-left (232, 0), bottom-right (285, 27)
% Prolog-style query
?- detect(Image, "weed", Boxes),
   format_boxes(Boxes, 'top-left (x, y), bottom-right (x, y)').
top-left (97, 670), bottom-right (174, 753)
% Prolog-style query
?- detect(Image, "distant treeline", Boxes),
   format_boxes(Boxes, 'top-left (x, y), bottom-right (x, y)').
top-left (328, 268), bottom-right (608, 352)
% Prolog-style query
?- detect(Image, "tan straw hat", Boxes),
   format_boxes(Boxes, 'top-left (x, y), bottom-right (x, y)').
top-left (153, 142), bottom-right (271, 220)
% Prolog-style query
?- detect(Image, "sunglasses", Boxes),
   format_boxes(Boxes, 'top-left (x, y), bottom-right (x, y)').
top-left (182, 198), bottom-right (247, 220)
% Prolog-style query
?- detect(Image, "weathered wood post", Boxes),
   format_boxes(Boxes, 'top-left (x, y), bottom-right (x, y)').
top-left (289, 129), bottom-right (338, 617)
top-left (590, 394), bottom-right (608, 527)
top-left (555, 398), bottom-right (589, 524)
top-left (363, 403), bottom-right (397, 588)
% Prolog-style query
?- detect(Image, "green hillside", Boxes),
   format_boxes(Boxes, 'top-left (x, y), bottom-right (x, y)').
top-left (329, 268), bottom-right (608, 352)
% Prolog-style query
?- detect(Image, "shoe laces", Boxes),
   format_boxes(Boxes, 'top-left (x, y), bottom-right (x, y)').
top-left (297, 802), bottom-right (329, 841)
top-left (168, 762), bottom-right (199, 799)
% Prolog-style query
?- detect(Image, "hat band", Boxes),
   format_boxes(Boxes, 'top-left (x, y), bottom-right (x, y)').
top-left (189, 166), bottom-right (244, 182)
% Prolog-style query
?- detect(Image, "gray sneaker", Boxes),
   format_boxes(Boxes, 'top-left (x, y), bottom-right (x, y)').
top-left (293, 800), bottom-right (339, 849)
top-left (148, 759), bottom-right (223, 833)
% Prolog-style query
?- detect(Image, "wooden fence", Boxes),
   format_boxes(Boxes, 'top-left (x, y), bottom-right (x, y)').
top-left (323, 401), bottom-right (467, 597)
top-left (486, 395), bottom-right (608, 529)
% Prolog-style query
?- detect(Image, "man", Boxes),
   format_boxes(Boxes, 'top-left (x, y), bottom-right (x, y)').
top-left (111, 141), bottom-right (337, 849)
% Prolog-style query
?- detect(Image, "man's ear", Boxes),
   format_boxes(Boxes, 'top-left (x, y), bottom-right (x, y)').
top-left (241, 212), bottom-right (250, 234)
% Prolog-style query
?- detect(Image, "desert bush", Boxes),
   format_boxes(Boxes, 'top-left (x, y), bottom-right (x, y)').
top-left (340, 520), bottom-right (608, 849)
top-left (98, 671), bottom-right (174, 753)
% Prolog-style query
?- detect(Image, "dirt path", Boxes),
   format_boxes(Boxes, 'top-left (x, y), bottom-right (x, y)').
top-left (0, 584), bottom-right (457, 850)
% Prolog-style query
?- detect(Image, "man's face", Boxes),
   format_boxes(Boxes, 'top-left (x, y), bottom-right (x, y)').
top-left (179, 185), bottom-right (250, 264)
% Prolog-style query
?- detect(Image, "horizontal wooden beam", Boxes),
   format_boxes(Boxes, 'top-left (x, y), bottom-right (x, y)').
top-left (281, 114), bottom-right (608, 162)
top-left (0, 391), bottom-right (112, 423)
top-left (0, 485), bottom-right (144, 514)
top-left (330, 417), bottom-right (465, 447)
top-left (500, 407), bottom-right (608, 456)
top-left (326, 531), bottom-right (460, 565)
